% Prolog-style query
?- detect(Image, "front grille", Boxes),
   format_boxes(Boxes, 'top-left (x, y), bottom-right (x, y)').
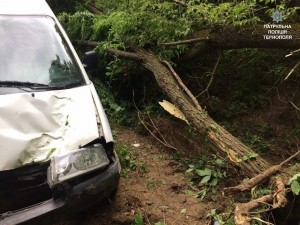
top-left (0, 163), bottom-right (52, 214)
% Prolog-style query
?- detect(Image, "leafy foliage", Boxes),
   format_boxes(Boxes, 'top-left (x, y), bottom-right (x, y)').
top-left (186, 1), bottom-right (260, 26)
top-left (57, 0), bottom-right (299, 65)
top-left (116, 144), bottom-right (148, 177)
top-left (289, 173), bottom-right (300, 195)
top-left (58, 11), bottom-right (95, 40)
top-left (131, 213), bottom-right (144, 225)
top-left (186, 156), bottom-right (227, 200)
top-left (92, 78), bottom-right (134, 125)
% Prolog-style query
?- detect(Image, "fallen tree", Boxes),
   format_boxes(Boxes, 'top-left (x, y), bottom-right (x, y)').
top-left (67, 5), bottom-right (300, 177)
top-left (107, 46), bottom-right (272, 177)
top-left (105, 19), bottom-right (299, 175)
top-left (103, 21), bottom-right (300, 177)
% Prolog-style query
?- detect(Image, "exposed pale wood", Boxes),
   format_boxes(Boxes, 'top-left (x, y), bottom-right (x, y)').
top-left (224, 150), bottom-right (300, 193)
top-left (234, 177), bottom-right (287, 225)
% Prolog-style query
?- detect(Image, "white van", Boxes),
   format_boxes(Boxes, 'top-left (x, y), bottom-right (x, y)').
top-left (0, 0), bottom-right (120, 224)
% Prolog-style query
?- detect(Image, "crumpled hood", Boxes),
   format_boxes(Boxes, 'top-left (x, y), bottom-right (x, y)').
top-left (0, 85), bottom-right (99, 171)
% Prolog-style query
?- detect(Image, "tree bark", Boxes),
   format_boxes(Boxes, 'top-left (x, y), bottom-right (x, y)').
top-left (178, 24), bottom-right (300, 61)
top-left (108, 47), bottom-right (270, 177)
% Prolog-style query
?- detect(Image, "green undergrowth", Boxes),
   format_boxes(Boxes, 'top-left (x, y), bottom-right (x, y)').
top-left (132, 213), bottom-right (166, 225)
top-left (115, 144), bottom-right (148, 177)
top-left (185, 155), bottom-right (228, 200)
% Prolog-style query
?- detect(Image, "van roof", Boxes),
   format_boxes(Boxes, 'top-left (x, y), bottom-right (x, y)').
top-left (0, 0), bottom-right (55, 17)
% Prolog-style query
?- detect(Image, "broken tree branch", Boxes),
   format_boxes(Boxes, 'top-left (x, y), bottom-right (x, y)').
top-left (162, 60), bottom-right (202, 111)
top-left (107, 48), bottom-right (142, 62)
top-left (108, 46), bottom-right (271, 177)
top-left (159, 37), bottom-right (207, 46)
top-left (284, 60), bottom-right (300, 80)
top-left (289, 101), bottom-right (300, 112)
top-left (196, 52), bottom-right (221, 97)
top-left (285, 48), bottom-right (300, 57)
top-left (235, 194), bottom-right (273, 225)
top-left (224, 150), bottom-right (300, 193)
top-left (234, 177), bottom-right (287, 225)
top-left (73, 40), bottom-right (99, 47)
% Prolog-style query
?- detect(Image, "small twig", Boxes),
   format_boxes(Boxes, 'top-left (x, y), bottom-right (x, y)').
top-left (147, 114), bottom-right (172, 147)
top-left (251, 217), bottom-right (274, 225)
top-left (285, 48), bottom-right (300, 57)
top-left (284, 195), bottom-right (296, 224)
top-left (138, 112), bottom-right (178, 151)
top-left (162, 60), bottom-right (202, 111)
top-left (170, 0), bottom-right (187, 7)
top-left (284, 60), bottom-right (300, 80)
top-left (159, 37), bottom-right (207, 46)
top-left (196, 52), bottom-right (221, 97)
top-left (253, 6), bottom-right (269, 13)
top-left (132, 90), bottom-right (178, 151)
top-left (279, 150), bottom-right (300, 166)
top-left (289, 101), bottom-right (300, 112)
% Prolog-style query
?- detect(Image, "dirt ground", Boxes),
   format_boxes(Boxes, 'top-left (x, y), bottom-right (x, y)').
top-left (53, 128), bottom-right (225, 225)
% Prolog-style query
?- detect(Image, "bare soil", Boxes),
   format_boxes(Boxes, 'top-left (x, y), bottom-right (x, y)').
top-left (53, 128), bottom-right (224, 225)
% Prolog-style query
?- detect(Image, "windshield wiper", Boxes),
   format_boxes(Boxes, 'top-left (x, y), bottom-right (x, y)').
top-left (0, 81), bottom-right (49, 90)
top-left (0, 80), bottom-right (84, 90)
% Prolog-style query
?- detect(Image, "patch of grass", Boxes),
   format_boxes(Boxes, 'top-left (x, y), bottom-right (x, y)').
top-left (116, 144), bottom-right (148, 177)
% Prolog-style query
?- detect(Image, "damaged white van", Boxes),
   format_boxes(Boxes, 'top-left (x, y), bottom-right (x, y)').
top-left (0, 0), bottom-right (120, 224)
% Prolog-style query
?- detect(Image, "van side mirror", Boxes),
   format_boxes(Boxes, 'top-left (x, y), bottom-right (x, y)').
top-left (83, 51), bottom-right (98, 70)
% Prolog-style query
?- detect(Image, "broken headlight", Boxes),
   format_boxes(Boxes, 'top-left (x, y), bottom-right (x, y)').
top-left (48, 144), bottom-right (109, 186)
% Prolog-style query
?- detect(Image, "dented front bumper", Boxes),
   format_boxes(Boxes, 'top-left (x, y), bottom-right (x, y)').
top-left (0, 155), bottom-right (120, 225)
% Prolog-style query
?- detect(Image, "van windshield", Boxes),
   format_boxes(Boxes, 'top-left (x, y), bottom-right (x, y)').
top-left (0, 15), bottom-right (84, 89)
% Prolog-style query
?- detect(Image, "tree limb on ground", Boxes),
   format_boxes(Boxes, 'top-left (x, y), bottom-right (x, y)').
top-left (234, 177), bottom-right (287, 225)
top-left (224, 150), bottom-right (300, 193)
top-left (107, 46), bottom-right (270, 177)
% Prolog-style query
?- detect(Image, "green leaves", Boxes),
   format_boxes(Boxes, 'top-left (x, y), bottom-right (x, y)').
top-left (186, 156), bottom-right (227, 200)
top-left (58, 11), bottom-right (95, 40)
top-left (186, 1), bottom-right (259, 28)
top-left (131, 213), bottom-right (144, 225)
top-left (196, 168), bottom-right (212, 176)
top-left (289, 173), bottom-right (300, 195)
top-left (242, 152), bottom-right (258, 161)
top-left (131, 213), bottom-right (165, 225)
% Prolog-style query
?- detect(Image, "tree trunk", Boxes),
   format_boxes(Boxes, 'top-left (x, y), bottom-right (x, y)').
top-left (108, 47), bottom-right (270, 177)
top-left (177, 24), bottom-right (300, 61)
